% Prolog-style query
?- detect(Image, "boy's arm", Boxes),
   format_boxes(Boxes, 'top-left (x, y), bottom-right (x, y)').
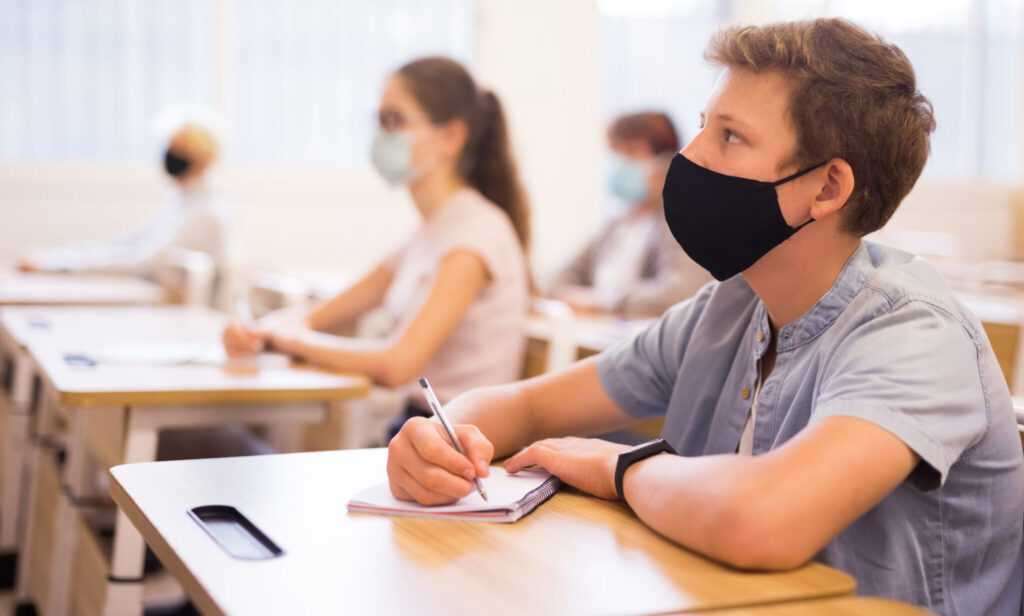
top-left (505, 415), bottom-right (918, 570)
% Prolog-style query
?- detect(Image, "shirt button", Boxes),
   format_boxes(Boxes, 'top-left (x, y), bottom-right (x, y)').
top-left (757, 331), bottom-right (765, 343)
top-left (741, 387), bottom-right (751, 400)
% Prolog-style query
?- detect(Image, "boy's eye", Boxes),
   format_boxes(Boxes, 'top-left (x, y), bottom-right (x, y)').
top-left (724, 129), bottom-right (742, 144)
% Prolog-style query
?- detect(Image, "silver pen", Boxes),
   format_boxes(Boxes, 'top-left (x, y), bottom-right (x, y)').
top-left (234, 293), bottom-right (257, 329)
top-left (418, 378), bottom-right (488, 501)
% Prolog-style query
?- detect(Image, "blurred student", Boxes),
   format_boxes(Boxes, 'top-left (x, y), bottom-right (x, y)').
top-left (547, 112), bottom-right (709, 315)
top-left (19, 120), bottom-right (238, 306)
top-left (223, 57), bottom-right (530, 416)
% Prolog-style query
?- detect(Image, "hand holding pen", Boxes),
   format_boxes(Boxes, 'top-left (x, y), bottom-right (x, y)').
top-left (223, 294), bottom-right (266, 358)
top-left (418, 378), bottom-right (489, 501)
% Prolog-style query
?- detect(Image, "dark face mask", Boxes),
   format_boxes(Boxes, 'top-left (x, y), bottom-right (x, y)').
top-left (662, 153), bottom-right (825, 281)
top-left (164, 150), bottom-right (192, 178)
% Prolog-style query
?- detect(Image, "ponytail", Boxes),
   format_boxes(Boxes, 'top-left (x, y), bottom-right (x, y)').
top-left (463, 90), bottom-right (530, 250)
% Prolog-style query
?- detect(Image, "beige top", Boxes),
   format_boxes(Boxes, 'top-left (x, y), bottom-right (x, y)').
top-left (382, 188), bottom-right (528, 403)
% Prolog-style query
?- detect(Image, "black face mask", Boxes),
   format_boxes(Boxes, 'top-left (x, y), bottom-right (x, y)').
top-left (164, 150), bottom-right (192, 177)
top-left (662, 153), bottom-right (825, 281)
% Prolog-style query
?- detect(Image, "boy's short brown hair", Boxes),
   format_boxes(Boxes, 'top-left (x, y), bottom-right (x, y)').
top-left (706, 18), bottom-right (936, 236)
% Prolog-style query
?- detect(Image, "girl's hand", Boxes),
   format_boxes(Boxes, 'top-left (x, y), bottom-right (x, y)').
top-left (222, 320), bottom-right (266, 358)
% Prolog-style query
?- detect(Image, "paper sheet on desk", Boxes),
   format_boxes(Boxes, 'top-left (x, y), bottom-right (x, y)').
top-left (347, 467), bottom-right (562, 523)
top-left (80, 342), bottom-right (292, 368)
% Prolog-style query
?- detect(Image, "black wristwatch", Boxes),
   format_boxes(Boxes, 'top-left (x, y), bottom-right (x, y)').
top-left (615, 438), bottom-right (676, 503)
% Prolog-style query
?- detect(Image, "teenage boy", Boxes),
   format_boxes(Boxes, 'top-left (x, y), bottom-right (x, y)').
top-left (388, 18), bottom-right (1024, 614)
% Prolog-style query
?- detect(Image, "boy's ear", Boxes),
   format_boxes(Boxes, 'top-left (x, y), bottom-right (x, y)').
top-left (812, 158), bottom-right (855, 219)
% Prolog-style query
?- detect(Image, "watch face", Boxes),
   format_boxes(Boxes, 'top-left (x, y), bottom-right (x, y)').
top-left (627, 439), bottom-right (665, 456)
top-left (624, 442), bottom-right (649, 455)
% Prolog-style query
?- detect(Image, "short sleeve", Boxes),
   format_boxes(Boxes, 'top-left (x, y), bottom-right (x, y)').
top-left (383, 242), bottom-right (407, 274)
top-left (813, 300), bottom-right (989, 491)
top-left (432, 203), bottom-right (522, 288)
top-left (596, 284), bottom-right (714, 418)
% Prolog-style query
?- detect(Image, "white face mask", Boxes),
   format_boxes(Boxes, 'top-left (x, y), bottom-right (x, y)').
top-left (370, 129), bottom-right (422, 185)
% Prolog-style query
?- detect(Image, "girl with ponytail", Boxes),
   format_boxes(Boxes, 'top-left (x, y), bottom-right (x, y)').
top-left (224, 57), bottom-right (531, 428)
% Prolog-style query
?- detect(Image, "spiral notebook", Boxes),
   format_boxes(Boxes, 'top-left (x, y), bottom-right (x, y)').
top-left (347, 467), bottom-right (562, 523)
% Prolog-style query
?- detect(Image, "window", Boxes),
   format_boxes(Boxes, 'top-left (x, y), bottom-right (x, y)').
top-left (225, 0), bottom-right (476, 165)
top-left (0, 0), bottom-right (215, 161)
top-left (0, 0), bottom-right (477, 165)
top-left (599, 0), bottom-right (1024, 181)
top-left (599, 0), bottom-right (726, 149)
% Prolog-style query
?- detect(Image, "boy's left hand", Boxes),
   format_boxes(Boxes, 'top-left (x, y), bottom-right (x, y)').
top-left (504, 437), bottom-right (630, 500)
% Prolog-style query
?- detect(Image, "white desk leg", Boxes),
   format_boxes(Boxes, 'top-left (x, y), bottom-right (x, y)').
top-left (1, 352), bottom-right (34, 552)
top-left (104, 407), bottom-right (158, 616)
top-left (49, 405), bottom-right (101, 616)
top-left (12, 441), bottom-right (43, 606)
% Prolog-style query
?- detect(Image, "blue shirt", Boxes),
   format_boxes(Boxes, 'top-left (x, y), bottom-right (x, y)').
top-left (596, 241), bottom-right (1024, 615)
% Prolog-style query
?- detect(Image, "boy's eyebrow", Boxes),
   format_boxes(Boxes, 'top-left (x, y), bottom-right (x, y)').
top-left (715, 113), bottom-right (754, 131)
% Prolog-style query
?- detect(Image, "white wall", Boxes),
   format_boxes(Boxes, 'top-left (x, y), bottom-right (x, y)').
top-left (0, 1), bottom-right (604, 283)
top-left (878, 181), bottom-right (1021, 262)
top-left (0, 0), bottom-right (1020, 282)
top-left (475, 0), bottom-right (603, 275)
top-left (0, 163), bottom-right (419, 276)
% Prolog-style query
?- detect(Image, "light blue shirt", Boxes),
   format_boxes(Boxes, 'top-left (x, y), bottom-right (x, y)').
top-left (596, 241), bottom-right (1024, 615)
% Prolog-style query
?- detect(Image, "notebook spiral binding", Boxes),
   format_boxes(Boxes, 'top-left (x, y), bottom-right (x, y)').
top-left (511, 477), bottom-right (564, 521)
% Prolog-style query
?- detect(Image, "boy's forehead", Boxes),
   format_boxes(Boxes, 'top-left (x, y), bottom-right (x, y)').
top-left (705, 68), bottom-right (794, 131)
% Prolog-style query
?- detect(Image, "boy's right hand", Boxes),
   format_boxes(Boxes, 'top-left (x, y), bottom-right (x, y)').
top-left (387, 416), bottom-right (494, 505)
top-left (222, 320), bottom-right (266, 358)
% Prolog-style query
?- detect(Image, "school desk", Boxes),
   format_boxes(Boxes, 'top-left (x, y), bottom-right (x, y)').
top-left (110, 448), bottom-right (856, 616)
top-left (957, 289), bottom-right (1024, 392)
top-left (0, 272), bottom-right (165, 585)
top-left (8, 305), bottom-right (369, 615)
top-left (0, 271), bottom-right (165, 307)
top-left (702, 596), bottom-right (929, 615)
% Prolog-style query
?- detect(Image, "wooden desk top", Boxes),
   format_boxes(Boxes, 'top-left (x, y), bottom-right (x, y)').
top-left (1, 305), bottom-right (214, 349)
top-left (110, 448), bottom-right (855, 616)
top-left (705, 596), bottom-right (928, 615)
top-left (6, 306), bottom-right (369, 406)
top-left (0, 271), bottom-right (165, 306)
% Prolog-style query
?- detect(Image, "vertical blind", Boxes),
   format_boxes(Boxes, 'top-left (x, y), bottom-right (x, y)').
top-left (599, 0), bottom-right (1024, 181)
top-left (0, 0), bottom-right (476, 165)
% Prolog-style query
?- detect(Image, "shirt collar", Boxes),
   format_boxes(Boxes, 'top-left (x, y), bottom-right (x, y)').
top-left (754, 242), bottom-right (873, 352)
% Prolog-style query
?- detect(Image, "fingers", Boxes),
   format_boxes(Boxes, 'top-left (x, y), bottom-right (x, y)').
top-left (409, 420), bottom-right (477, 480)
top-left (386, 417), bottom-right (490, 506)
top-left (454, 424), bottom-right (494, 478)
top-left (396, 465), bottom-right (472, 505)
top-left (222, 321), bottom-right (264, 358)
top-left (504, 441), bottom-right (558, 474)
